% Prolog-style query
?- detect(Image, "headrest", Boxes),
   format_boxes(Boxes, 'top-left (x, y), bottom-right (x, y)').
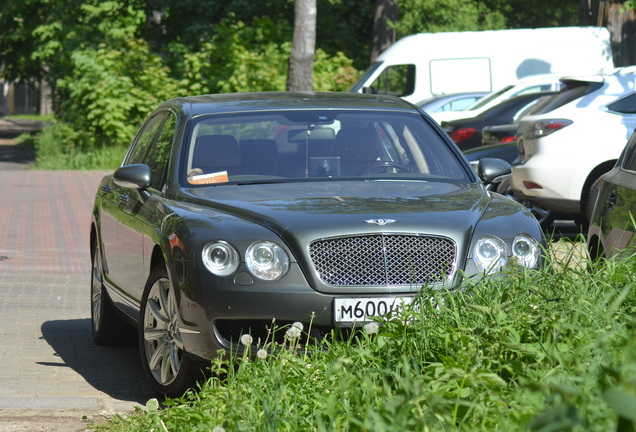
top-left (335, 128), bottom-right (382, 162)
top-left (193, 135), bottom-right (241, 168)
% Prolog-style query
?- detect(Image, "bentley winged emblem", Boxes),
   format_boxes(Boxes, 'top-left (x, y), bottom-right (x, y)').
top-left (364, 218), bottom-right (396, 226)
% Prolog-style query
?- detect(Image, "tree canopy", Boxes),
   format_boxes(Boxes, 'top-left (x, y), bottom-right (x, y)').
top-left (0, 0), bottom-right (585, 164)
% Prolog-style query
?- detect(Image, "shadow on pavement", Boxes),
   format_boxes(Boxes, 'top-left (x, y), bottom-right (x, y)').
top-left (0, 142), bottom-right (35, 166)
top-left (40, 319), bottom-right (155, 404)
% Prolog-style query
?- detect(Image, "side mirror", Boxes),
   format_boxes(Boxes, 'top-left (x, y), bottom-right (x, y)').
top-left (113, 164), bottom-right (152, 189)
top-left (477, 158), bottom-right (512, 189)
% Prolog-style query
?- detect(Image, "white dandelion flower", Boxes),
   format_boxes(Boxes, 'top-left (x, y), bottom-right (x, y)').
top-left (257, 349), bottom-right (268, 360)
top-left (364, 322), bottom-right (379, 334)
top-left (212, 427), bottom-right (226, 432)
top-left (286, 322), bottom-right (304, 339)
top-left (240, 334), bottom-right (253, 346)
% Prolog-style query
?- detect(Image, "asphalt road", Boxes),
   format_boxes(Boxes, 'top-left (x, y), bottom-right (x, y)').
top-left (0, 138), bottom-right (154, 431)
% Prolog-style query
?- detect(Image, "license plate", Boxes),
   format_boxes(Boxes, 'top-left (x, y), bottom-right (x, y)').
top-left (334, 296), bottom-right (415, 323)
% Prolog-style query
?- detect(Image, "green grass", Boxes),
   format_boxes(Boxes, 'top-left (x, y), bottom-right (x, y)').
top-left (93, 241), bottom-right (636, 431)
top-left (10, 120), bottom-right (126, 170)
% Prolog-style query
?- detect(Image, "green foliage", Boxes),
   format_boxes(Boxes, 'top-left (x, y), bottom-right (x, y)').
top-left (177, 16), bottom-right (358, 96)
top-left (95, 242), bottom-right (636, 431)
top-left (502, 0), bottom-right (580, 28)
top-left (393, 0), bottom-right (507, 36)
top-left (33, 121), bottom-right (127, 169)
top-left (56, 37), bottom-right (178, 149)
top-left (0, 0), bottom-right (592, 169)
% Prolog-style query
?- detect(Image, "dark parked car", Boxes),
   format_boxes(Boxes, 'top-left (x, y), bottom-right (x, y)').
top-left (90, 91), bottom-right (544, 397)
top-left (442, 91), bottom-right (556, 151)
top-left (588, 129), bottom-right (636, 260)
top-left (463, 142), bottom-right (518, 167)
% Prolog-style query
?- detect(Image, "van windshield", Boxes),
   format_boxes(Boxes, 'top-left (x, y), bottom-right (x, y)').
top-left (351, 63), bottom-right (416, 98)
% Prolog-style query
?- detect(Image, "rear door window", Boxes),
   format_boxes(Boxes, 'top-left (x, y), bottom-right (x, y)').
top-left (607, 92), bottom-right (636, 114)
top-left (531, 80), bottom-right (603, 115)
top-left (367, 64), bottom-right (416, 97)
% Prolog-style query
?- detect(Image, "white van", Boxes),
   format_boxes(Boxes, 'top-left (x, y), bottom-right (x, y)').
top-left (351, 27), bottom-right (614, 104)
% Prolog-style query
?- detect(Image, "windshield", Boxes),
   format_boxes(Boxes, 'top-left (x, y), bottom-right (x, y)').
top-left (180, 110), bottom-right (471, 186)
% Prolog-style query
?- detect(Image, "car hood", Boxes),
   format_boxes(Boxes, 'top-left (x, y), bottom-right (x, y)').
top-left (182, 180), bottom-right (490, 242)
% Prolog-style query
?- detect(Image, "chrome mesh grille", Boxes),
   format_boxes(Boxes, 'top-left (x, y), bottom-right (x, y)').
top-left (309, 234), bottom-right (456, 286)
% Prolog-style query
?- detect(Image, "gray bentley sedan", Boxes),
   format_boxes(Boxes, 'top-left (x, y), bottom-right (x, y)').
top-left (90, 91), bottom-right (544, 397)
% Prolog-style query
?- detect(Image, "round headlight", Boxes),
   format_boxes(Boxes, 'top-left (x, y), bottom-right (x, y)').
top-left (246, 241), bottom-right (289, 281)
top-left (473, 236), bottom-right (508, 274)
top-left (202, 241), bottom-right (239, 276)
top-left (512, 234), bottom-right (539, 268)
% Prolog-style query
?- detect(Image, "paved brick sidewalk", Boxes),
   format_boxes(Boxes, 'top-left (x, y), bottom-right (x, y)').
top-left (0, 171), bottom-right (154, 431)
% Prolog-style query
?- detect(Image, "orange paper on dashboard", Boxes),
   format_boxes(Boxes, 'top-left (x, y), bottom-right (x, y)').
top-left (187, 171), bottom-right (229, 185)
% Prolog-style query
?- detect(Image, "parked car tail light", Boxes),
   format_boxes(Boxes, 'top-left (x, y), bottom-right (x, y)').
top-left (246, 241), bottom-right (289, 281)
top-left (531, 119), bottom-right (572, 138)
top-left (523, 181), bottom-right (542, 189)
top-left (450, 127), bottom-right (478, 143)
top-left (203, 241), bottom-right (240, 276)
top-left (500, 136), bottom-right (516, 144)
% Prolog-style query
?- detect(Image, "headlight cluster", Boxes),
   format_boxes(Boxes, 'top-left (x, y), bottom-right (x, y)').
top-left (472, 234), bottom-right (539, 274)
top-left (202, 240), bottom-right (289, 281)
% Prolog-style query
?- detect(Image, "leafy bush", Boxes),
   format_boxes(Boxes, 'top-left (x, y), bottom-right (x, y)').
top-left (180, 17), bottom-right (359, 95)
top-left (95, 241), bottom-right (636, 431)
top-left (33, 121), bottom-right (127, 170)
top-left (56, 38), bottom-right (179, 150)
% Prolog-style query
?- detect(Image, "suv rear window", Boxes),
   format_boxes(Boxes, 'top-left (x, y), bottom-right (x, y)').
top-left (530, 80), bottom-right (603, 115)
top-left (607, 92), bottom-right (636, 114)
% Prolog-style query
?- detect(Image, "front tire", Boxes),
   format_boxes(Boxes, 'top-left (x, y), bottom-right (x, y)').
top-left (139, 267), bottom-right (207, 398)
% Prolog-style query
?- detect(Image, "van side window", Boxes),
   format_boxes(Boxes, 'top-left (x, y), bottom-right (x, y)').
top-left (366, 64), bottom-right (416, 97)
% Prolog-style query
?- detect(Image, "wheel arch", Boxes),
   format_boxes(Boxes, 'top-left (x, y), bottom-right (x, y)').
top-left (150, 244), bottom-right (166, 272)
top-left (580, 160), bottom-right (616, 214)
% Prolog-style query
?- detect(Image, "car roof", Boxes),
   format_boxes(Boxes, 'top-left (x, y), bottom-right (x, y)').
top-left (158, 91), bottom-right (421, 117)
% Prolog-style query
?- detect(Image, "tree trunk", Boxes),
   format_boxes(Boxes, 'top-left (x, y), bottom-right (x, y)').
top-left (287, 0), bottom-right (316, 91)
top-left (370, 0), bottom-right (397, 63)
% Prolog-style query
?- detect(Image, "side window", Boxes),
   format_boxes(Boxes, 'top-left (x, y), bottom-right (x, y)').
top-left (146, 112), bottom-right (176, 190)
top-left (368, 64), bottom-right (416, 97)
top-left (124, 112), bottom-right (168, 165)
top-left (623, 132), bottom-right (636, 172)
top-left (607, 93), bottom-right (636, 114)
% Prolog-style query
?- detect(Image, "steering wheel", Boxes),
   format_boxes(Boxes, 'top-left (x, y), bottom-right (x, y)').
top-left (356, 161), bottom-right (411, 175)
